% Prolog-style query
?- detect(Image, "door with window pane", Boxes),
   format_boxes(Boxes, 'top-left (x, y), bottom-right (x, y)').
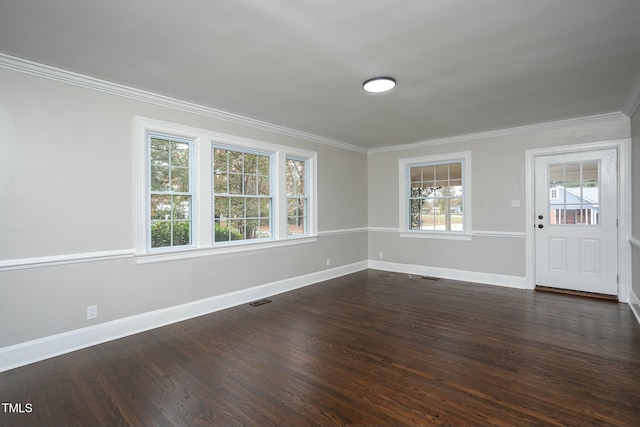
top-left (534, 149), bottom-right (618, 295)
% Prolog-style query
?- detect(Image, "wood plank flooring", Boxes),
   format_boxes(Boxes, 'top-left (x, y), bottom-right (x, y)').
top-left (1, 269), bottom-right (639, 426)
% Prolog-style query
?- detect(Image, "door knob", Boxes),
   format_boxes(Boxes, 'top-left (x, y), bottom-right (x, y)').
top-left (538, 224), bottom-right (544, 229)
top-left (538, 215), bottom-right (544, 220)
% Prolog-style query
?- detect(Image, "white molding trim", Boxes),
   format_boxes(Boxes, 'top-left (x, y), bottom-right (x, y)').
top-left (0, 261), bottom-right (369, 372)
top-left (368, 112), bottom-right (628, 154)
top-left (1, 54), bottom-right (631, 157)
top-left (2, 54), bottom-right (631, 157)
top-left (399, 232), bottom-right (472, 241)
top-left (318, 227), bottom-right (368, 236)
top-left (0, 226), bottom-right (584, 271)
top-left (368, 227), bottom-right (400, 233)
top-left (367, 228), bottom-right (525, 238)
top-left (629, 291), bottom-right (640, 327)
top-left (630, 236), bottom-right (640, 249)
top-left (0, 53), bottom-right (366, 154)
top-left (0, 228), bottom-right (371, 271)
top-left (622, 74), bottom-right (640, 118)
top-left (472, 230), bottom-right (526, 238)
top-left (525, 139), bottom-right (632, 302)
top-left (368, 260), bottom-right (527, 289)
top-left (135, 237), bottom-right (319, 264)
top-left (0, 249), bottom-right (135, 272)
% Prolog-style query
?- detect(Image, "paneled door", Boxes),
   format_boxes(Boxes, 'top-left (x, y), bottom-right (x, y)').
top-left (534, 149), bottom-right (618, 295)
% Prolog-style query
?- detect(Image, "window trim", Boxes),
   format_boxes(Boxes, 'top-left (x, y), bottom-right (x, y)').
top-left (398, 151), bottom-right (472, 240)
top-left (286, 155), bottom-right (311, 237)
top-left (135, 117), bottom-right (317, 262)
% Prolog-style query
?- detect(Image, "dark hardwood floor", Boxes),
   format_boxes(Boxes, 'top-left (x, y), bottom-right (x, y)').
top-left (2, 269), bottom-right (639, 426)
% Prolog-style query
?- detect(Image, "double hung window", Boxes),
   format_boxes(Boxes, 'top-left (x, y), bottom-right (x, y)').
top-left (149, 135), bottom-right (193, 248)
top-left (136, 118), bottom-right (316, 259)
top-left (399, 151), bottom-right (471, 239)
top-left (213, 147), bottom-right (272, 242)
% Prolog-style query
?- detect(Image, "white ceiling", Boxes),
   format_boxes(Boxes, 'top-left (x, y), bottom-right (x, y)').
top-left (1, 0), bottom-right (639, 149)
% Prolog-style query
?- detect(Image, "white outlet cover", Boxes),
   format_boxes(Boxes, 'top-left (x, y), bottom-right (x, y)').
top-left (87, 305), bottom-right (98, 320)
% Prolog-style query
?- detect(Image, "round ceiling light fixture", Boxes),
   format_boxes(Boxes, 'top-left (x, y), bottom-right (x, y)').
top-left (363, 77), bottom-right (396, 93)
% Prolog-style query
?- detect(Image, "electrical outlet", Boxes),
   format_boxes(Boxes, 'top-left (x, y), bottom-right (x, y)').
top-left (87, 305), bottom-right (98, 320)
top-left (379, 251), bottom-right (384, 259)
top-left (326, 258), bottom-right (331, 266)
top-left (511, 199), bottom-right (521, 208)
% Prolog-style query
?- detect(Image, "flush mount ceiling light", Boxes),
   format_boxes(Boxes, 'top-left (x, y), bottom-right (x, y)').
top-left (363, 77), bottom-right (396, 93)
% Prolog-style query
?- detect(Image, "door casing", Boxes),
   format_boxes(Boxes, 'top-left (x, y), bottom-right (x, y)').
top-left (525, 139), bottom-right (632, 302)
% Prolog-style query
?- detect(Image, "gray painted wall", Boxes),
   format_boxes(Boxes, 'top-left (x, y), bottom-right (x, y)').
top-left (367, 115), bottom-right (630, 278)
top-left (0, 69), bottom-right (368, 348)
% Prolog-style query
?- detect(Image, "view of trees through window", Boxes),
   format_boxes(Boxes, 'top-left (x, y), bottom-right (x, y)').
top-left (286, 158), bottom-right (307, 235)
top-left (149, 136), bottom-right (192, 248)
top-left (409, 162), bottom-right (463, 232)
top-left (213, 147), bottom-right (272, 242)
top-left (141, 119), bottom-right (316, 253)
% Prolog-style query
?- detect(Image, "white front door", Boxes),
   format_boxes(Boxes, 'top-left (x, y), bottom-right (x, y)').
top-left (534, 148), bottom-right (618, 295)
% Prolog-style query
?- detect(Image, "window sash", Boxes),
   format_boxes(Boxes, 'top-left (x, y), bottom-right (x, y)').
top-left (147, 134), bottom-right (194, 249)
top-left (399, 152), bottom-right (470, 238)
top-left (286, 157), bottom-right (308, 236)
top-left (212, 146), bottom-right (274, 243)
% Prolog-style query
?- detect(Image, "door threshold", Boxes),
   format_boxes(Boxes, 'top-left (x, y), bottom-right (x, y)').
top-left (535, 285), bottom-right (618, 301)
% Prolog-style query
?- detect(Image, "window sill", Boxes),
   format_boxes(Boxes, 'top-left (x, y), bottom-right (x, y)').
top-left (135, 236), bottom-right (317, 264)
top-left (399, 231), bottom-right (472, 241)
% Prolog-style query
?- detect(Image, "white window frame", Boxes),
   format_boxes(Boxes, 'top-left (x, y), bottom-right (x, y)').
top-left (398, 151), bottom-right (472, 240)
top-left (147, 132), bottom-right (196, 250)
top-left (285, 156), bottom-right (311, 237)
top-left (135, 117), bottom-right (317, 263)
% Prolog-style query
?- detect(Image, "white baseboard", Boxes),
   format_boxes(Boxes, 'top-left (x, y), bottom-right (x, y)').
top-left (0, 261), bottom-right (368, 373)
top-left (368, 260), bottom-right (528, 289)
top-left (630, 291), bottom-right (640, 327)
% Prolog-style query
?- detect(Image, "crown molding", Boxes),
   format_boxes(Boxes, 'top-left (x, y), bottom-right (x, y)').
top-left (1, 52), bottom-right (633, 156)
top-left (0, 52), bottom-right (367, 154)
top-left (367, 112), bottom-right (628, 154)
top-left (622, 74), bottom-right (640, 118)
